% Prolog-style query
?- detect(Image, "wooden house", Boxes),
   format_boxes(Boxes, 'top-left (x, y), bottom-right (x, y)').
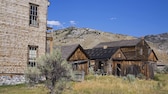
top-left (86, 38), bottom-right (158, 79)
top-left (61, 44), bottom-right (89, 75)
top-left (85, 47), bottom-right (126, 75)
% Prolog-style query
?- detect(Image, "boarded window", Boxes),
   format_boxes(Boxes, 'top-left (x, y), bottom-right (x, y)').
top-left (29, 3), bottom-right (38, 26)
top-left (28, 45), bottom-right (38, 67)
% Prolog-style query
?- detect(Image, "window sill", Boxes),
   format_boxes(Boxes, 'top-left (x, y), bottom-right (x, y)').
top-left (29, 24), bottom-right (39, 28)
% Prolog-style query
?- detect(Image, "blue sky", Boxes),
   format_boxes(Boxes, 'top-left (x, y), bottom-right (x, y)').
top-left (47, 0), bottom-right (168, 37)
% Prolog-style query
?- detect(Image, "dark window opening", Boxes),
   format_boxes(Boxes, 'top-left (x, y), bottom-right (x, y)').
top-left (29, 3), bottom-right (38, 26)
top-left (117, 64), bottom-right (121, 76)
top-left (98, 61), bottom-right (104, 69)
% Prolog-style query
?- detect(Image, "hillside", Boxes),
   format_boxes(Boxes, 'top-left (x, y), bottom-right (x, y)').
top-left (51, 27), bottom-right (168, 64)
top-left (52, 27), bottom-right (135, 49)
top-left (144, 33), bottom-right (168, 64)
top-left (144, 33), bottom-right (168, 53)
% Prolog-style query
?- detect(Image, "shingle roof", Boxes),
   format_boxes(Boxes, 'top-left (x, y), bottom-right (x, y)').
top-left (61, 44), bottom-right (80, 60)
top-left (94, 38), bottom-right (141, 48)
top-left (85, 47), bottom-right (119, 60)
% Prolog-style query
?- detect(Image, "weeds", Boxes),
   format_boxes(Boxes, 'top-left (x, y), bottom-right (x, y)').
top-left (0, 74), bottom-right (168, 94)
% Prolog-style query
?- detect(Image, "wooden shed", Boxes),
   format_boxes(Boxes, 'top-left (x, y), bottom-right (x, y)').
top-left (87, 38), bottom-right (158, 79)
top-left (61, 44), bottom-right (89, 75)
top-left (85, 47), bottom-right (126, 75)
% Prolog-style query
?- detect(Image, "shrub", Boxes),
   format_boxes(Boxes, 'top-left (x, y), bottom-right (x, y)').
top-left (137, 73), bottom-right (146, 79)
top-left (85, 75), bottom-right (96, 80)
top-left (153, 75), bottom-right (160, 81)
top-left (36, 49), bottom-right (73, 94)
top-left (25, 67), bottom-right (41, 87)
top-left (122, 76), bottom-right (127, 81)
top-left (126, 74), bottom-right (136, 82)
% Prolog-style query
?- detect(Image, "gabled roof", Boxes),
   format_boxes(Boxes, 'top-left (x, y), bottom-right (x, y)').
top-left (85, 47), bottom-right (119, 60)
top-left (94, 38), bottom-right (142, 48)
top-left (61, 44), bottom-right (80, 60)
top-left (61, 44), bottom-right (87, 60)
top-left (152, 50), bottom-right (158, 60)
top-left (148, 49), bottom-right (158, 61)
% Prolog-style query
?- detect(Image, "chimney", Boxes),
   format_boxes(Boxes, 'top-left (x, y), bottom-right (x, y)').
top-left (103, 45), bottom-right (108, 49)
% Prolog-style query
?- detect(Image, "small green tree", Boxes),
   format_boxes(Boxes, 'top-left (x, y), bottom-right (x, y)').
top-left (37, 49), bottom-right (73, 94)
top-left (126, 74), bottom-right (136, 82)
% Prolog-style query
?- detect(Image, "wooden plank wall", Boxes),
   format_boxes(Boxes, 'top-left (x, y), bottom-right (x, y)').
top-left (112, 61), bottom-right (154, 79)
top-left (69, 48), bottom-right (89, 74)
top-left (69, 48), bottom-right (88, 61)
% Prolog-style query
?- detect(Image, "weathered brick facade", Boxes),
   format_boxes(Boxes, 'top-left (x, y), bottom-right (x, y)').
top-left (0, 0), bottom-right (49, 85)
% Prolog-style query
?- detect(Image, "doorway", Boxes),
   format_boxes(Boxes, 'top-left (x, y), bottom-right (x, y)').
top-left (117, 64), bottom-right (121, 76)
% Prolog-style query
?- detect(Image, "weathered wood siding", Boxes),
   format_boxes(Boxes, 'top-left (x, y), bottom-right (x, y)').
top-left (69, 48), bottom-right (89, 74)
top-left (87, 39), bottom-right (157, 79)
top-left (148, 51), bottom-right (157, 62)
top-left (91, 49), bottom-right (126, 75)
top-left (76, 62), bottom-right (88, 75)
top-left (121, 47), bottom-right (136, 52)
top-left (136, 40), bottom-right (151, 60)
top-left (112, 61), bottom-right (142, 76)
top-left (112, 61), bottom-right (154, 79)
top-left (69, 48), bottom-right (88, 61)
top-left (112, 49), bottom-right (126, 60)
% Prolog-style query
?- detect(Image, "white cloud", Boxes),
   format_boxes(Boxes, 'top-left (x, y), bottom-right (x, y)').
top-left (69, 20), bottom-right (76, 25)
top-left (110, 17), bottom-right (117, 20)
top-left (47, 20), bottom-right (61, 26)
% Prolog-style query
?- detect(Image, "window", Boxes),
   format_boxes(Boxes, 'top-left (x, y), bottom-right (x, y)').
top-left (28, 45), bottom-right (38, 67)
top-left (140, 48), bottom-right (143, 55)
top-left (29, 3), bottom-right (38, 26)
top-left (118, 53), bottom-right (121, 58)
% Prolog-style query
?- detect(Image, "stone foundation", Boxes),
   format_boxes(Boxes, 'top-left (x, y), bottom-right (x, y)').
top-left (0, 75), bottom-right (25, 85)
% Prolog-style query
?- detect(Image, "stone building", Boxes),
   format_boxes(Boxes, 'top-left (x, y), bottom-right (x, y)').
top-left (0, 0), bottom-right (49, 85)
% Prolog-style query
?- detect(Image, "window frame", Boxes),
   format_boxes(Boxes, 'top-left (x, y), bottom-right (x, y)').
top-left (29, 3), bottom-right (39, 27)
top-left (28, 45), bottom-right (38, 67)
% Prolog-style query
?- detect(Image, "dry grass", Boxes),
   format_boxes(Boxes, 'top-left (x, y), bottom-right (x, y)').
top-left (64, 74), bottom-right (168, 94)
top-left (0, 74), bottom-right (168, 94)
top-left (0, 84), bottom-right (48, 94)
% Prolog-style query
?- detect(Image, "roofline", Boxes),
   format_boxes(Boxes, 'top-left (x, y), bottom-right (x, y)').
top-left (150, 49), bottom-right (159, 60)
top-left (67, 44), bottom-right (89, 60)
top-left (94, 38), bottom-right (142, 48)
